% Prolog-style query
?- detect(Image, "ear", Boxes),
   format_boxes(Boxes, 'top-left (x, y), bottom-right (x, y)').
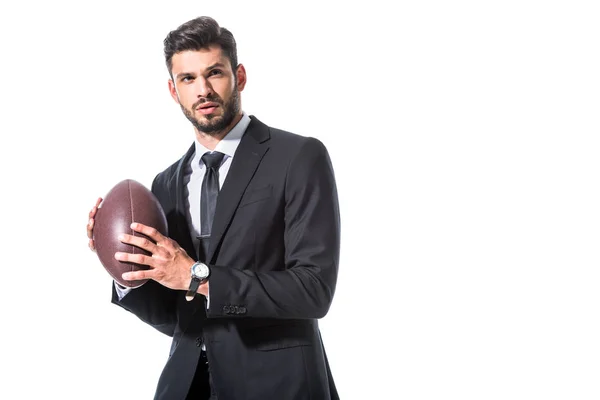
top-left (235, 64), bottom-right (247, 91)
top-left (168, 79), bottom-right (180, 104)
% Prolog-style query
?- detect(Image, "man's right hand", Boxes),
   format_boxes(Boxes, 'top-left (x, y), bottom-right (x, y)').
top-left (87, 197), bottom-right (103, 252)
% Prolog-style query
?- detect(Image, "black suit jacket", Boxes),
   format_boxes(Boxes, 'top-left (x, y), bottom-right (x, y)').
top-left (112, 116), bottom-right (341, 399)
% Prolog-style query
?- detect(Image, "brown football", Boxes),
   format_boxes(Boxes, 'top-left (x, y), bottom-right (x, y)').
top-left (93, 179), bottom-right (168, 287)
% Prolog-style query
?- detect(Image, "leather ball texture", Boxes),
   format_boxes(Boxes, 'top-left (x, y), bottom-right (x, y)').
top-left (93, 179), bottom-right (168, 288)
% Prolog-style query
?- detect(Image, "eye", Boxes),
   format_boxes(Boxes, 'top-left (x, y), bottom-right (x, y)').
top-left (181, 76), bottom-right (194, 83)
top-left (209, 69), bottom-right (223, 77)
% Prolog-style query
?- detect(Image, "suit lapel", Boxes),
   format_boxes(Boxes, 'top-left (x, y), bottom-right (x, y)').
top-left (173, 144), bottom-right (196, 257)
top-left (208, 116), bottom-right (270, 262)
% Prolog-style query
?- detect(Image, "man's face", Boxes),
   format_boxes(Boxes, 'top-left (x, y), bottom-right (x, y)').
top-left (168, 45), bottom-right (246, 135)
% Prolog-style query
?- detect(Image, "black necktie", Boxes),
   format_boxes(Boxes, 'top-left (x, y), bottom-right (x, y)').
top-left (201, 151), bottom-right (225, 236)
top-left (199, 151), bottom-right (225, 259)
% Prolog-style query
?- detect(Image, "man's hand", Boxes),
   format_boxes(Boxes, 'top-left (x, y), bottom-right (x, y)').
top-left (197, 281), bottom-right (209, 297)
top-left (116, 222), bottom-right (196, 292)
top-left (87, 197), bottom-right (103, 252)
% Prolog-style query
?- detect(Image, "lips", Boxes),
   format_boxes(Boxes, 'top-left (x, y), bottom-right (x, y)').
top-left (196, 102), bottom-right (219, 110)
top-left (195, 101), bottom-right (219, 115)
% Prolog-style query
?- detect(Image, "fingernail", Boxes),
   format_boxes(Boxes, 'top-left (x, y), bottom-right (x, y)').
top-left (118, 234), bottom-right (124, 240)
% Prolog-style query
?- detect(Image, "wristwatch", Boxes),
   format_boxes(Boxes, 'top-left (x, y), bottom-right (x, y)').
top-left (185, 261), bottom-right (211, 301)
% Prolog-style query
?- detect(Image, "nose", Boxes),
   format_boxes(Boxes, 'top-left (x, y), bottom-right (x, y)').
top-left (196, 77), bottom-right (213, 98)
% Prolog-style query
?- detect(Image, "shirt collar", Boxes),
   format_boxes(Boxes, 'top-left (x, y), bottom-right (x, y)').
top-left (193, 112), bottom-right (251, 160)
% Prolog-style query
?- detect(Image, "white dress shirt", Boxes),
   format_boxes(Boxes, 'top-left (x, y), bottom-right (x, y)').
top-left (114, 112), bottom-right (251, 301)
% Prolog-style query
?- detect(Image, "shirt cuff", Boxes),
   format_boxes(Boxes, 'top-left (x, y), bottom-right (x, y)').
top-left (114, 281), bottom-right (133, 300)
top-left (206, 285), bottom-right (210, 309)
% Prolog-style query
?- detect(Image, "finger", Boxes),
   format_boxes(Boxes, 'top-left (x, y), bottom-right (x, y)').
top-left (130, 222), bottom-right (165, 243)
top-left (115, 251), bottom-right (153, 267)
top-left (87, 198), bottom-right (103, 240)
top-left (88, 239), bottom-right (96, 252)
top-left (88, 197), bottom-right (103, 218)
top-left (122, 269), bottom-right (154, 282)
top-left (87, 218), bottom-right (94, 239)
top-left (118, 233), bottom-right (159, 254)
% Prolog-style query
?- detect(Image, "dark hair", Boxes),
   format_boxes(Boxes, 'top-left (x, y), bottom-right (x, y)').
top-left (163, 16), bottom-right (238, 76)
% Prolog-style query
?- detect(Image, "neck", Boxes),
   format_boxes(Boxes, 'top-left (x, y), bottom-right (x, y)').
top-left (195, 113), bottom-right (243, 150)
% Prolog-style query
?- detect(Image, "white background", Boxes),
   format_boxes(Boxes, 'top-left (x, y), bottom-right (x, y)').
top-left (0, 1), bottom-right (599, 399)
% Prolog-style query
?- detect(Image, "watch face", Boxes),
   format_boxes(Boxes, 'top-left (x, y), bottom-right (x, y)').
top-left (192, 263), bottom-right (209, 279)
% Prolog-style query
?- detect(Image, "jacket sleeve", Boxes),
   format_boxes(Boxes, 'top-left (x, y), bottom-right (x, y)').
top-left (111, 280), bottom-right (178, 337)
top-left (206, 137), bottom-right (341, 319)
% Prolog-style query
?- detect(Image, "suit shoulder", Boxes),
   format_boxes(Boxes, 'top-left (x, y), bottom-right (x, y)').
top-left (152, 160), bottom-right (178, 190)
top-left (151, 144), bottom-right (194, 193)
top-left (249, 115), bottom-right (328, 153)
top-left (268, 126), bottom-right (329, 155)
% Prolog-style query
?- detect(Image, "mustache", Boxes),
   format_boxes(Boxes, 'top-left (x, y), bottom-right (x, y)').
top-left (193, 96), bottom-right (223, 110)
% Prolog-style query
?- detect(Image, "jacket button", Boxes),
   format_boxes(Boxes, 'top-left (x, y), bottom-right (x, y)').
top-left (223, 305), bottom-right (230, 313)
top-left (239, 306), bottom-right (247, 314)
top-left (195, 337), bottom-right (202, 347)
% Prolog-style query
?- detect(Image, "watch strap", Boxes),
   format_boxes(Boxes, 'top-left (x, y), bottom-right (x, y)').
top-left (186, 277), bottom-right (201, 301)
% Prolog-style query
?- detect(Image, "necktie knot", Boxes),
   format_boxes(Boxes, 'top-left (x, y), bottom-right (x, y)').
top-left (201, 151), bottom-right (225, 170)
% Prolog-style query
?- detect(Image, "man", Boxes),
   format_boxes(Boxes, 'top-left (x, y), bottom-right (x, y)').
top-left (86, 16), bottom-right (340, 400)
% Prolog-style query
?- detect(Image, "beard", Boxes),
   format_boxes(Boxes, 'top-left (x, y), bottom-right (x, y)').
top-left (180, 87), bottom-right (240, 135)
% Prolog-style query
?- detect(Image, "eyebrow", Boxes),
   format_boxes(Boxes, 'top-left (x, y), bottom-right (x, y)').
top-left (206, 62), bottom-right (226, 71)
top-left (175, 62), bottom-right (227, 80)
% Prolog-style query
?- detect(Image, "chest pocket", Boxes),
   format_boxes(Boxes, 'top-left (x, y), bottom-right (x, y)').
top-left (239, 185), bottom-right (272, 208)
